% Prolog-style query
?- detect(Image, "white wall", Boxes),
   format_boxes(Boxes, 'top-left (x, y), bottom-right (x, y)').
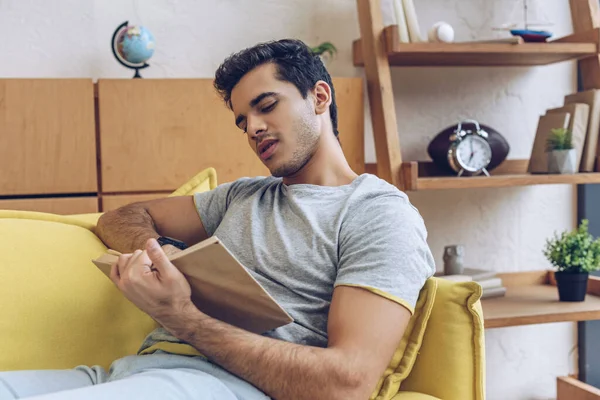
top-left (0, 0), bottom-right (579, 398)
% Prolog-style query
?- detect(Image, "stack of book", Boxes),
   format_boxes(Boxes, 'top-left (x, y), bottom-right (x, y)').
top-left (436, 268), bottom-right (506, 299)
top-left (528, 88), bottom-right (600, 174)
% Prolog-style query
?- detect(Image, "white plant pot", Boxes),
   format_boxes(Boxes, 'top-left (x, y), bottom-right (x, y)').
top-left (547, 149), bottom-right (577, 174)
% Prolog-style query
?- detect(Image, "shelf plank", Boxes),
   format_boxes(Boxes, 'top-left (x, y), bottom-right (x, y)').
top-left (399, 160), bottom-right (600, 191)
top-left (353, 25), bottom-right (598, 67)
top-left (482, 272), bottom-right (600, 329)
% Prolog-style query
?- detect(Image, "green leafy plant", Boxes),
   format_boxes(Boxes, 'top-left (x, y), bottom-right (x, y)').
top-left (546, 127), bottom-right (573, 151)
top-left (543, 219), bottom-right (600, 273)
top-left (310, 42), bottom-right (338, 58)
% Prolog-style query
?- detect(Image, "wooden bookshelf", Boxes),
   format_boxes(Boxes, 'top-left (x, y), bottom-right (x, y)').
top-left (397, 160), bottom-right (600, 191)
top-left (482, 271), bottom-right (600, 329)
top-left (353, 25), bottom-right (599, 67)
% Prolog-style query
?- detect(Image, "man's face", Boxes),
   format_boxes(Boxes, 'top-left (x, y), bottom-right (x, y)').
top-left (230, 63), bottom-right (320, 177)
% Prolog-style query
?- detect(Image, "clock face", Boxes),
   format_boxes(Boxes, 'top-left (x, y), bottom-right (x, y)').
top-left (455, 135), bottom-right (492, 172)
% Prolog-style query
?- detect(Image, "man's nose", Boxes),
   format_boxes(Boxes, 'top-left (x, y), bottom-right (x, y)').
top-left (246, 114), bottom-right (267, 138)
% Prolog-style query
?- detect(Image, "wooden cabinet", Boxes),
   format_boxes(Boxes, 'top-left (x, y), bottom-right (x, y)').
top-left (0, 197), bottom-right (98, 214)
top-left (0, 79), bottom-right (97, 196)
top-left (97, 79), bottom-right (270, 192)
top-left (101, 193), bottom-right (170, 212)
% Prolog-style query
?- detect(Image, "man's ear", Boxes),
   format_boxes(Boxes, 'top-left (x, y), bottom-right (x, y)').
top-left (312, 80), bottom-right (332, 115)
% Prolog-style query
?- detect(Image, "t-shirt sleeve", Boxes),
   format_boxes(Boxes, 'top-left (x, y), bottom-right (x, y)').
top-left (192, 181), bottom-right (237, 237)
top-left (335, 194), bottom-right (436, 314)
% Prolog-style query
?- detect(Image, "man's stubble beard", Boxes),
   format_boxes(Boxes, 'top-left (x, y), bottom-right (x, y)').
top-left (270, 112), bottom-right (320, 178)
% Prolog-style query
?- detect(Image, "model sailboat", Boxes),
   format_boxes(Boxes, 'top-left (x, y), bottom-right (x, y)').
top-left (493, 0), bottom-right (554, 42)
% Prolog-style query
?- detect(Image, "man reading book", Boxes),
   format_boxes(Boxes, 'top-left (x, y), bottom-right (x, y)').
top-left (0, 39), bottom-right (435, 400)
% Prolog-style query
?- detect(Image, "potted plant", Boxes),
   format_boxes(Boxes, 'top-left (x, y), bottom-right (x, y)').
top-left (546, 127), bottom-right (577, 174)
top-left (311, 42), bottom-right (337, 65)
top-left (543, 219), bottom-right (600, 301)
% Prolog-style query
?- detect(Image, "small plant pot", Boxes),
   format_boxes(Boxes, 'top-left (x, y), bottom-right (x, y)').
top-left (547, 149), bottom-right (577, 174)
top-left (555, 271), bottom-right (589, 302)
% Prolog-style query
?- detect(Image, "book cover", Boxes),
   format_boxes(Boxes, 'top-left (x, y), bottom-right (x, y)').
top-left (402, 0), bottom-right (424, 43)
top-left (546, 103), bottom-right (590, 170)
top-left (564, 90), bottom-right (600, 172)
top-left (528, 112), bottom-right (571, 173)
top-left (92, 236), bottom-right (294, 334)
top-left (392, 0), bottom-right (410, 43)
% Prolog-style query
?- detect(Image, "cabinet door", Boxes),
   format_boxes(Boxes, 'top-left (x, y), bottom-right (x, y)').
top-left (98, 78), bottom-right (364, 192)
top-left (0, 197), bottom-right (98, 215)
top-left (0, 79), bottom-right (97, 195)
top-left (101, 193), bottom-right (170, 212)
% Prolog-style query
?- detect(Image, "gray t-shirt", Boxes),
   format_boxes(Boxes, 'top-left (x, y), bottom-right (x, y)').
top-left (138, 173), bottom-right (435, 352)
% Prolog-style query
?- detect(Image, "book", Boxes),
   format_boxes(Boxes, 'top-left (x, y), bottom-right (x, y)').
top-left (402, 0), bottom-right (424, 43)
top-left (92, 236), bottom-right (294, 334)
top-left (461, 268), bottom-right (498, 282)
top-left (564, 90), bottom-right (600, 172)
top-left (392, 0), bottom-right (410, 43)
top-left (528, 112), bottom-right (571, 173)
top-left (477, 277), bottom-right (503, 290)
top-left (546, 103), bottom-right (590, 170)
top-left (481, 286), bottom-right (507, 299)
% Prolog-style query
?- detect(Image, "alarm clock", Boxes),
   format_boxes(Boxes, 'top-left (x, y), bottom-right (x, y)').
top-left (447, 119), bottom-right (492, 176)
top-left (428, 120), bottom-right (510, 176)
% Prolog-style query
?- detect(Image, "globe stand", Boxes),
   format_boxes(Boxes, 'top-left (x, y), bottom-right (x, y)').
top-left (111, 21), bottom-right (151, 79)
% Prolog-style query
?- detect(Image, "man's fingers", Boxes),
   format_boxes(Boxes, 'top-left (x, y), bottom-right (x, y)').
top-left (116, 253), bottom-right (133, 277)
top-left (146, 238), bottom-right (173, 274)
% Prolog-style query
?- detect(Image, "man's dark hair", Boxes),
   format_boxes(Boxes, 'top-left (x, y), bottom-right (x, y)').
top-left (214, 39), bottom-right (339, 138)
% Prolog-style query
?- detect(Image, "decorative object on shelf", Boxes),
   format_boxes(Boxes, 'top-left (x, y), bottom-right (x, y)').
top-left (443, 244), bottom-right (465, 275)
top-left (427, 119), bottom-right (509, 177)
top-left (546, 128), bottom-right (577, 174)
top-left (428, 22), bottom-right (455, 43)
top-left (310, 42), bottom-right (337, 65)
top-left (493, 0), bottom-right (553, 42)
top-left (543, 219), bottom-right (600, 302)
top-left (111, 21), bottom-right (155, 79)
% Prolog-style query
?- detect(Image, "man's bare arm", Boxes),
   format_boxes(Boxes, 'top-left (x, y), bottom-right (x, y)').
top-left (160, 285), bottom-right (410, 400)
top-left (95, 196), bottom-right (208, 254)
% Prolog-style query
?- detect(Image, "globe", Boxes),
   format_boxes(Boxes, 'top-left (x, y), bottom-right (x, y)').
top-left (111, 21), bottom-right (155, 78)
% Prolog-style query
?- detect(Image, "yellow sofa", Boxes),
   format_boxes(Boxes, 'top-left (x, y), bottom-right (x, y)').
top-left (0, 168), bottom-right (485, 400)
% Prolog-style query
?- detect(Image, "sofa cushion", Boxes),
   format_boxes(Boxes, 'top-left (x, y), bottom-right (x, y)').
top-left (0, 212), bottom-right (158, 371)
top-left (399, 278), bottom-right (485, 400)
top-left (370, 278), bottom-right (437, 400)
top-left (169, 167), bottom-right (217, 197)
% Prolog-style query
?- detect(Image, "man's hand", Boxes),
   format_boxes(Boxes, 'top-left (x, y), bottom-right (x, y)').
top-left (109, 238), bottom-right (197, 329)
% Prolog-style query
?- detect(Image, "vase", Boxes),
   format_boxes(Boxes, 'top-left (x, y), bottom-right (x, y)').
top-left (555, 271), bottom-right (589, 302)
top-left (443, 244), bottom-right (465, 275)
top-left (547, 149), bottom-right (577, 174)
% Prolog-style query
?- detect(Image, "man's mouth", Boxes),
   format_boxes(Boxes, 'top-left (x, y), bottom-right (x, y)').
top-left (258, 140), bottom-right (278, 161)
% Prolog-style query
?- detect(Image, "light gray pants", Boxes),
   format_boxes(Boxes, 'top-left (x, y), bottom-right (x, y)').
top-left (0, 352), bottom-right (270, 400)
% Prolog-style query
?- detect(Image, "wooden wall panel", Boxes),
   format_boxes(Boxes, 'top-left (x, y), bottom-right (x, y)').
top-left (0, 79), bottom-right (97, 195)
top-left (0, 197), bottom-right (98, 214)
top-left (101, 193), bottom-right (170, 212)
top-left (98, 78), bottom-right (364, 192)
